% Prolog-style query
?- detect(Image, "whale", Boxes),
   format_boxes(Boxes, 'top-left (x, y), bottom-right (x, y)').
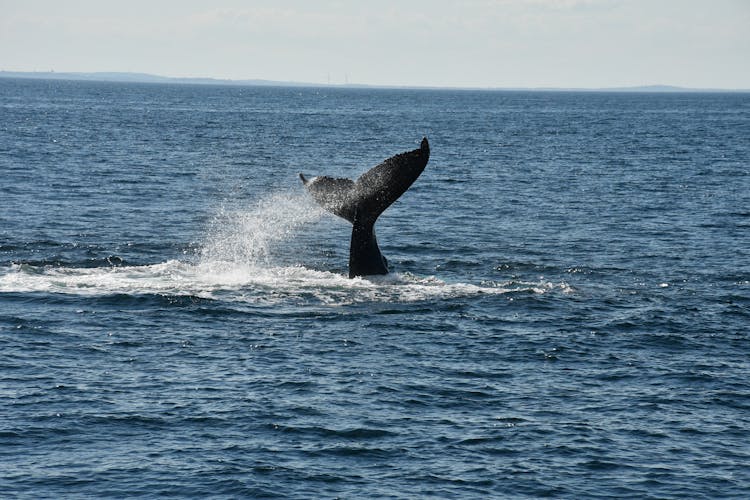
top-left (300, 137), bottom-right (430, 278)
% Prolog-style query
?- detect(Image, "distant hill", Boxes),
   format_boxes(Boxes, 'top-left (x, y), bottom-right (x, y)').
top-left (604, 84), bottom-right (706, 93)
top-left (0, 70), bottom-right (746, 92)
top-left (0, 70), bottom-right (312, 87)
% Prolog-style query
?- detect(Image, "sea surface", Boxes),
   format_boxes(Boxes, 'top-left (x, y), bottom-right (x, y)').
top-left (1, 78), bottom-right (749, 498)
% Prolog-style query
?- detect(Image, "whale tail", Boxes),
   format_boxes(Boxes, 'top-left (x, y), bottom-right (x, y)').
top-left (300, 137), bottom-right (430, 277)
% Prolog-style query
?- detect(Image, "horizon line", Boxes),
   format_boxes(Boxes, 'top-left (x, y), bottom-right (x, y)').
top-left (1, 70), bottom-right (748, 93)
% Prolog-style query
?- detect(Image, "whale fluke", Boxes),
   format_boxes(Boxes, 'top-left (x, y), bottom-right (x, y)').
top-left (300, 138), bottom-right (430, 278)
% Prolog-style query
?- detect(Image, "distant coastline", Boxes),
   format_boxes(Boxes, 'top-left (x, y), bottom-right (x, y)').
top-left (0, 70), bottom-right (747, 93)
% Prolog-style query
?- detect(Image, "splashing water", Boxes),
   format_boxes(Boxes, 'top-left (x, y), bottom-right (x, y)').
top-left (0, 190), bottom-right (570, 305)
top-left (199, 191), bottom-right (324, 270)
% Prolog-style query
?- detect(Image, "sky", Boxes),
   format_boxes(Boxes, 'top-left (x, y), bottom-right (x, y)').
top-left (1, 0), bottom-right (749, 89)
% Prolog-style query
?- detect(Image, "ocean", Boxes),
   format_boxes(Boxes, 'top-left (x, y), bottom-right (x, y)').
top-left (1, 78), bottom-right (749, 498)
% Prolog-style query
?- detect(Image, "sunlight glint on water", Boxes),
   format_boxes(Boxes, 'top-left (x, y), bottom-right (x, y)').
top-left (2, 79), bottom-right (748, 499)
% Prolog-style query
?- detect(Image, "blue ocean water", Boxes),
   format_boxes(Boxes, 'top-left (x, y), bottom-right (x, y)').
top-left (1, 77), bottom-right (749, 498)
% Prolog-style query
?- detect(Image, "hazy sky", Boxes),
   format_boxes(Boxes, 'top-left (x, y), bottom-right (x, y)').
top-left (1, 0), bottom-right (748, 88)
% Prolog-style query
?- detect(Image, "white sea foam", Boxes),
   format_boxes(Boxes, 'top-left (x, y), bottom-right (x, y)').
top-left (0, 260), bottom-right (569, 306)
top-left (0, 190), bottom-right (571, 305)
